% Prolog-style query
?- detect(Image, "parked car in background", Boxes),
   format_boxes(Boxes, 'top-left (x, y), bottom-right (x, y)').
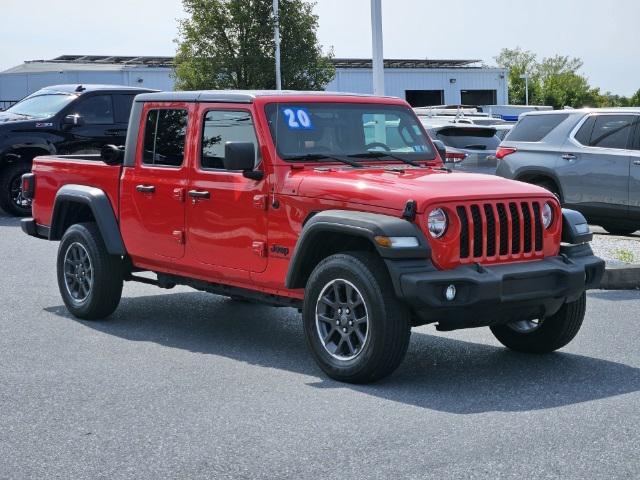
top-left (496, 109), bottom-right (640, 235)
top-left (415, 105), bottom-right (508, 127)
top-left (423, 123), bottom-right (501, 174)
top-left (0, 84), bottom-right (154, 216)
top-left (493, 124), bottom-right (513, 141)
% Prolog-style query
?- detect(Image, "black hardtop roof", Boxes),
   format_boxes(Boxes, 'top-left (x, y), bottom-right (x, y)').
top-left (134, 90), bottom-right (395, 104)
top-left (34, 84), bottom-right (157, 95)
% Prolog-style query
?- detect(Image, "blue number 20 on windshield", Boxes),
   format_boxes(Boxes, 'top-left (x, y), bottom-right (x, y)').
top-left (282, 107), bottom-right (314, 130)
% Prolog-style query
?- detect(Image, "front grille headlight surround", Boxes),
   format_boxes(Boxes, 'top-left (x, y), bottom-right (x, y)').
top-left (542, 202), bottom-right (554, 229)
top-left (428, 207), bottom-right (448, 238)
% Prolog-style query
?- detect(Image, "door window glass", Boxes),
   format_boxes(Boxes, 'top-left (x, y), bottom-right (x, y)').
top-left (508, 114), bottom-right (569, 142)
top-left (201, 110), bottom-right (258, 169)
top-left (142, 109), bottom-right (188, 167)
top-left (574, 115), bottom-right (596, 145)
top-left (72, 95), bottom-right (114, 124)
top-left (588, 115), bottom-right (634, 149)
top-left (113, 94), bottom-right (137, 123)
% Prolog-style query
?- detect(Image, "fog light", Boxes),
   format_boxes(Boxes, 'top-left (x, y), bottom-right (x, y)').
top-left (445, 284), bottom-right (456, 301)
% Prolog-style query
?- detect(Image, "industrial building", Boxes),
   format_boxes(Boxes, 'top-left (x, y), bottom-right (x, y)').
top-left (0, 55), bottom-right (508, 109)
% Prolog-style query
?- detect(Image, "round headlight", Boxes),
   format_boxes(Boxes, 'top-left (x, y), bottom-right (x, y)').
top-left (542, 202), bottom-right (554, 229)
top-left (428, 208), bottom-right (448, 238)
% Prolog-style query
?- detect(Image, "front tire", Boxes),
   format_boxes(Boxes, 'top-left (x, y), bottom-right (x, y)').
top-left (57, 222), bottom-right (123, 320)
top-left (490, 293), bottom-right (586, 353)
top-left (0, 162), bottom-right (32, 216)
top-left (303, 252), bottom-right (411, 384)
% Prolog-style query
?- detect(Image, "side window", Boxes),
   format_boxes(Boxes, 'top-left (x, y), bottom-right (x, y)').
top-left (142, 109), bottom-right (188, 167)
top-left (588, 115), bottom-right (634, 149)
top-left (574, 115), bottom-right (595, 145)
top-left (72, 95), bottom-right (114, 124)
top-left (113, 94), bottom-right (137, 123)
top-left (201, 110), bottom-right (258, 170)
top-left (507, 114), bottom-right (569, 142)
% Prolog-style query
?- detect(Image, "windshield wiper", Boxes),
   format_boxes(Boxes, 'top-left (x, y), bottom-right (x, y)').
top-left (283, 153), bottom-right (363, 168)
top-left (348, 151), bottom-right (424, 167)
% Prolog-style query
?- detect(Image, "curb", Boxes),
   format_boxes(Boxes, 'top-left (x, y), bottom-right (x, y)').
top-left (600, 264), bottom-right (640, 290)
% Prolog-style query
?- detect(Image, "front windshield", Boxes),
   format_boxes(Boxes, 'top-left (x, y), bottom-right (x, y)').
top-left (265, 103), bottom-right (436, 162)
top-left (6, 93), bottom-right (76, 119)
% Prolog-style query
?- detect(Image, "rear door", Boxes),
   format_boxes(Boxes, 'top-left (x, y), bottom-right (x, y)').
top-left (119, 104), bottom-right (192, 263)
top-left (558, 113), bottom-right (634, 213)
top-left (185, 104), bottom-right (268, 279)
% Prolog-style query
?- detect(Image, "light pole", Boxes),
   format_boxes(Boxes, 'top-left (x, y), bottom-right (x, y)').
top-left (273, 0), bottom-right (282, 90)
top-left (520, 73), bottom-right (529, 105)
top-left (370, 0), bottom-right (384, 96)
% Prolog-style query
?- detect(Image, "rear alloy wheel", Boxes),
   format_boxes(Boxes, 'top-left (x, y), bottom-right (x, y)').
top-left (490, 293), bottom-right (586, 353)
top-left (57, 222), bottom-right (124, 320)
top-left (303, 251), bottom-right (411, 384)
top-left (0, 163), bottom-right (32, 216)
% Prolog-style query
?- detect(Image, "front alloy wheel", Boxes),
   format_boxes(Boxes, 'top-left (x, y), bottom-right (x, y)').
top-left (303, 251), bottom-right (411, 384)
top-left (315, 279), bottom-right (369, 361)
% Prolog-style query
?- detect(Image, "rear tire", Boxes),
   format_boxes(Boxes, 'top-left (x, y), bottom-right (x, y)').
top-left (602, 225), bottom-right (637, 236)
top-left (490, 293), bottom-right (586, 353)
top-left (0, 162), bottom-right (32, 216)
top-left (532, 179), bottom-right (561, 202)
top-left (57, 222), bottom-right (123, 320)
top-left (303, 251), bottom-right (411, 384)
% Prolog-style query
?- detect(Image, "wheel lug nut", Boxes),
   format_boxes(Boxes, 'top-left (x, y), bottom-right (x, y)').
top-left (346, 308), bottom-right (350, 314)
top-left (342, 327), bottom-right (347, 333)
top-left (349, 320), bottom-right (353, 326)
top-left (336, 320), bottom-right (340, 326)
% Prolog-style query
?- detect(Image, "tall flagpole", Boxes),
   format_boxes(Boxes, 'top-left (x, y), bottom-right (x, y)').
top-left (370, 0), bottom-right (384, 96)
top-left (273, 0), bottom-right (282, 90)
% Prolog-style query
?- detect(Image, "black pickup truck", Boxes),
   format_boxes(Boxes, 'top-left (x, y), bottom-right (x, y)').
top-left (0, 84), bottom-right (154, 216)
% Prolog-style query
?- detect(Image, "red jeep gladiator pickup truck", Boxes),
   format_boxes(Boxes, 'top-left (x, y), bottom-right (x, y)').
top-left (21, 91), bottom-right (604, 383)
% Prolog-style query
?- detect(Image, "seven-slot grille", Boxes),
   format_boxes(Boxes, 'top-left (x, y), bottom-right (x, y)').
top-left (455, 201), bottom-right (544, 262)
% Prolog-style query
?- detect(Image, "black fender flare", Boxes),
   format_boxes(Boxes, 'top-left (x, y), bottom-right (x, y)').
top-left (285, 210), bottom-right (430, 289)
top-left (49, 184), bottom-right (126, 256)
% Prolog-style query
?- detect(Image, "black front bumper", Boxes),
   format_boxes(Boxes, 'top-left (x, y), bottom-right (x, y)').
top-left (387, 243), bottom-right (604, 330)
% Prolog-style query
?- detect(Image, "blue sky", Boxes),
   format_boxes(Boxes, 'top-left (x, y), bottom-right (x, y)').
top-left (1, 0), bottom-right (638, 95)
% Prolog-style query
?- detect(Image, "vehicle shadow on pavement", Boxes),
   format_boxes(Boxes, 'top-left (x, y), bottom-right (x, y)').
top-left (45, 291), bottom-right (640, 414)
top-left (0, 214), bottom-right (21, 227)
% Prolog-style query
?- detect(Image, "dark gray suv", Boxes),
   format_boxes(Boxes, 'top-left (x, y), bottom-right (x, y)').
top-left (496, 109), bottom-right (640, 235)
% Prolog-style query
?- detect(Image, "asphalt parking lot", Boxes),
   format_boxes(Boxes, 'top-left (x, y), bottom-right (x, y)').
top-left (1, 213), bottom-right (639, 480)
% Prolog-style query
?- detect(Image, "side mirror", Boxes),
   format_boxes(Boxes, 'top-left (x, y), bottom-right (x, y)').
top-left (223, 142), bottom-right (263, 180)
top-left (432, 139), bottom-right (447, 162)
top-left (63, 114), bottom-right (85, 127)
top-left (101, 144), bottom-right (124, 165)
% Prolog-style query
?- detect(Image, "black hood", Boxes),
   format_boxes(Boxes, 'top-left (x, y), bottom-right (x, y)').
top-left (0, 111), bottom-right (36, 124)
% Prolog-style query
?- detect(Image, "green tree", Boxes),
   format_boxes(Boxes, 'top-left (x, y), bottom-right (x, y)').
top-left (629, 89), bottom-right (640, 106)
top-left (174, 0), bottom-right (335, 90)
top-left (494, 47), bottom-right (542, 105)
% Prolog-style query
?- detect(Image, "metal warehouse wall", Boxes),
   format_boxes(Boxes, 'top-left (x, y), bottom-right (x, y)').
top-left (325, 68), bottom-right (508, 104)
top-left (0, 68), bottom-right (175, 103)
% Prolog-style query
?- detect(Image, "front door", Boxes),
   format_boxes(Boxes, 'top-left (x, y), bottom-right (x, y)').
top-left (119, 104), bottom-right (192, 263)
top-left (186, 105), bottom-right (268, 276)
top-left (58, 94), bottom-right (116, 154)
top-left (557, 113), bottom-right (634, 213)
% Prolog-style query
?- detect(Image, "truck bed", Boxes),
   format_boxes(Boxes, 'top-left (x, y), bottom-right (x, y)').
top-left (31, 155), bottom-right (122, 227)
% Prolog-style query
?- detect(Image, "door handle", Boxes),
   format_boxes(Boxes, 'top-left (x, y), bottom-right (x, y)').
top-left (136, 184), bottom-right (155, 193)
top-left (562, 153), bottom-right (577, 161)
top-left (188, 190), bottom-right (211, 199)
top-left (633, 160), bottom-right (640, 166)
top-left (106, 129), bottom-right (127, 136)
